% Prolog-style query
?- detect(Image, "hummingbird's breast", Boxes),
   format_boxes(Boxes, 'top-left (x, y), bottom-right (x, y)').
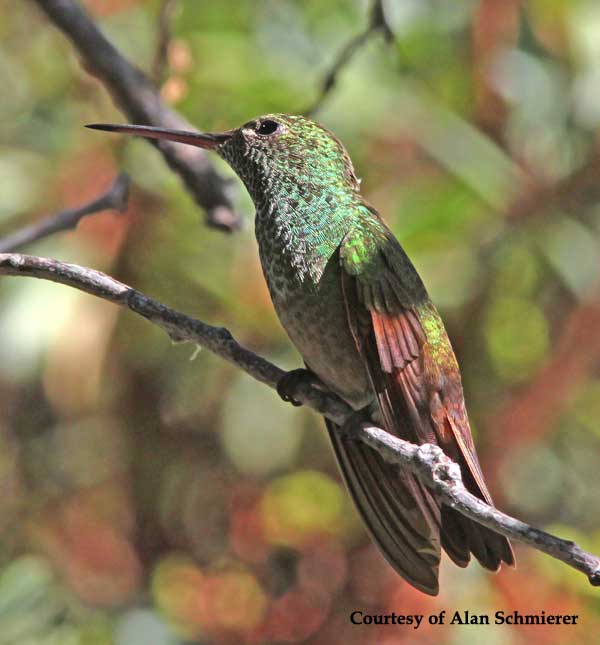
top-left (255, 203), bottom-right (372, 410)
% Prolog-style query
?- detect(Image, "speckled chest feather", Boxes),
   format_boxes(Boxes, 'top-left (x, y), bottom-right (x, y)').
top-left (253, 195), bottom-right (372, 409)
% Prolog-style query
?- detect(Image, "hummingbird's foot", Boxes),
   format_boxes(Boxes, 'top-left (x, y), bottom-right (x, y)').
top-left (277, 368), bottom-right (320, 407)
top-left (339, 409), bottom-right (372, 443)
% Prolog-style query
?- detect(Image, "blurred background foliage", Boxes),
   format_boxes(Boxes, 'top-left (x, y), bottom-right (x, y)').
top-left (1, 0), bottom-right (600, 643)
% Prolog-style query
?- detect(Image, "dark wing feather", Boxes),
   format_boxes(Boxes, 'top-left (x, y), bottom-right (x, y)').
top-left (339, 225), bottom-right (514, 577)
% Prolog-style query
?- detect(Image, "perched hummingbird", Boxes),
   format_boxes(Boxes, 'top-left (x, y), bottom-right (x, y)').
top-left (88, 115), bottom-right (514, 595)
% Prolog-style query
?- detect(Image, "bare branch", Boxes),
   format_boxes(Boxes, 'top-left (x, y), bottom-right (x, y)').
top-left (0, 251), bottom-right (598, 587)
top-left (0, 174), bottom-right (130, 253)
top-left (305, 0), bottom-right (394, 116)
top-left (33, 0), bottom-right (242, 232)
top-left (357, 425), bottom-right (600, 587)
top-left (0, 252), bottom-right (349, 421)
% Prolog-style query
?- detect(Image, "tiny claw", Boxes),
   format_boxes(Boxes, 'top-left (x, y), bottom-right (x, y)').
top-left (277, 368), bottom-right (315, 407)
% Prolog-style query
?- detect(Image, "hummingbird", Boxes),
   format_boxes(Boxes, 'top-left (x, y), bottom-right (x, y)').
top-left (87, 115), bottom-right (514, 595)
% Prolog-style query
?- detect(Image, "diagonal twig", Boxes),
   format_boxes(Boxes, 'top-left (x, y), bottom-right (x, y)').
top-left (358, 426), bottom-right (600, 587)
top-left (305, 0), bottom-right (394, 116)
top-left (0, 174), bottom-right (130, 253)
top-left (32, 0), bottom-right (242, 232)
top-left (0, 251), bottom-right (598, 588)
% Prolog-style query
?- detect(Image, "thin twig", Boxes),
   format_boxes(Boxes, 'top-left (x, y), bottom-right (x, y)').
top-left (0, 251), bottom-right (598, 587)
top-left (32, 0), bottom-right (242, 232)
top-left (0, 174), bottom-right (130, 253)
top-left (152, 0), bottom-right (178, 85)
top-left (305, 0), bottom-right (394, 116)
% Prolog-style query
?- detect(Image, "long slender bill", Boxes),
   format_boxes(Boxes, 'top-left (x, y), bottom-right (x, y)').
top-left (85, 123), bottom-right (231, 149)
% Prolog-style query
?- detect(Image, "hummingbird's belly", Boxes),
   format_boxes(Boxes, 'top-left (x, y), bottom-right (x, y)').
top-left (264, 257), bottom-right (372, 410)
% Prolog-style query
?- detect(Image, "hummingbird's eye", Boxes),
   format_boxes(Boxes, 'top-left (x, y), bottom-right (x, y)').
top-left (256, 120), bottom-right (280, 136)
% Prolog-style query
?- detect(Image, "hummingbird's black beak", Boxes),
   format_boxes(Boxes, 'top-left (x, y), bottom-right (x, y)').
top-left (85, 123), bottom-right (232, 149)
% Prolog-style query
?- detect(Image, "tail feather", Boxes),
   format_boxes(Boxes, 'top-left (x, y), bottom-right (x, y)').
top-left (326, 417), bottom-right (514, 594)
top-left (442, 507), bottom-right (515, 570)
top-left (326, 419), bottom-right (442, 595)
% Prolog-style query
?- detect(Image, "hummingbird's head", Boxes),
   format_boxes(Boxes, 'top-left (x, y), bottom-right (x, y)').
top-left (87, 114), bottom-right (360, 204)
top-left (216, 114), bottom-right (360, 198)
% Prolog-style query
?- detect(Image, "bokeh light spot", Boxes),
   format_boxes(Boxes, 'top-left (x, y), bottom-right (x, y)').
top-left (261, 470), bottom-right (347, 547)
top-left (485, 296), bottom-right (549, 382)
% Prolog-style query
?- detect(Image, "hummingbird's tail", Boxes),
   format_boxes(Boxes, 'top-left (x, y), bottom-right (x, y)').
top-left (326, 416), bottom-right (514, 595)
top-left (325, 419), bottom-right (443, 595)
top-left (440, 504), bottom-right (515, 571)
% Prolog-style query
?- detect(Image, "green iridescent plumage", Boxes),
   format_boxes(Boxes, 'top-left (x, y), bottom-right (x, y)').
top-left (218, 114), bottom-right (514, 594)
top-left (90, 113), bottom-right (514, 595)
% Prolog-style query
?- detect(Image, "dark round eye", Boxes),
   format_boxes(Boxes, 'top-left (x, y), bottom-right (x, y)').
top-left (256, 120), bottom-right (280, 136)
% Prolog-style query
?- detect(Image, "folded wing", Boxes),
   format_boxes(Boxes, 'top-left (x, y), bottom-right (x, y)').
top-left (334, 221), bottom-right (514, 590)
